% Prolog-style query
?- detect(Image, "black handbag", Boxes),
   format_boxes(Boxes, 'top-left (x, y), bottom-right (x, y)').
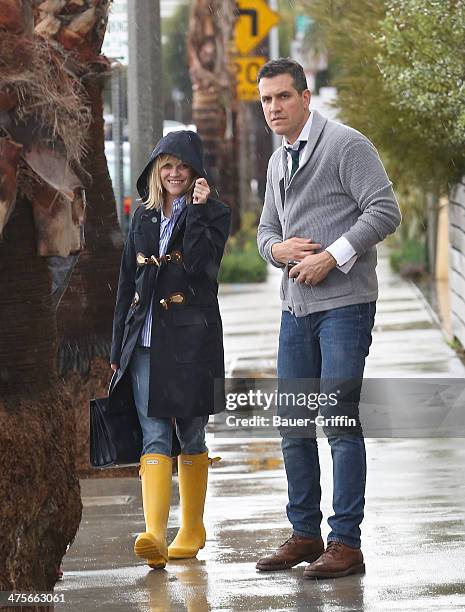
top-left (90, 375), bottom-right (142, 468)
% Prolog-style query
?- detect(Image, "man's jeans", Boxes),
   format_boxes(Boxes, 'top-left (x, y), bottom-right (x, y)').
top-left (277, 302), bottom-right (376, 549)
top-left (129, 346), bottom-right (209, 457)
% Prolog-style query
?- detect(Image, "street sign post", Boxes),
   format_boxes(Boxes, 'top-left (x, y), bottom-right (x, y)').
top-left (234, 56), bottom-right (267, 101)
top-left (234, 0), bottom-right (280, 56)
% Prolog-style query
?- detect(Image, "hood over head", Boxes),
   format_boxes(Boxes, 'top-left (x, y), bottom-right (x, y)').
top-left (136, 130), bottom-right (208, 200)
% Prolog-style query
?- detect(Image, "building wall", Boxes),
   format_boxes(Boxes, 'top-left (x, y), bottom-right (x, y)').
top-left (449, 179), bottom-right (465, 347)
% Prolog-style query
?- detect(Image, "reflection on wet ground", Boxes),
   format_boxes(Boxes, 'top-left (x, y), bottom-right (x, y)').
top-left (58, 438), bottom-right (465, 611)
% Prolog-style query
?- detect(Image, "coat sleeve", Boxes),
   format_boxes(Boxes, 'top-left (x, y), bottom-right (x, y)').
top-left (110, 216), bottom-right (137, 364)
top-left (257, 160), bottom-right (285, 268)
top-left (182, 200), bottom-right (231, 278)
top-left (338, 138), bottom-right (402, 255)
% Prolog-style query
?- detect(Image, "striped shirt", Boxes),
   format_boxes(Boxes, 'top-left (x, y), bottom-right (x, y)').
top-left (139, 195), bottom-right (187, 347)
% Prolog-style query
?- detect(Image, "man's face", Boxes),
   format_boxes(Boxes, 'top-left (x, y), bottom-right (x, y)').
top-left (258, 73), bottom-right (311, 143)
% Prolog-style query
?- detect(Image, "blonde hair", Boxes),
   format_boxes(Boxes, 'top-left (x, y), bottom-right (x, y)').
top-left (143, 154), bottom-right (198, 210)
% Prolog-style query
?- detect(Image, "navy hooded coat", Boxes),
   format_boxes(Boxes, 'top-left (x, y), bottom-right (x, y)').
top-left (109, 130), bottom-right (231, 418)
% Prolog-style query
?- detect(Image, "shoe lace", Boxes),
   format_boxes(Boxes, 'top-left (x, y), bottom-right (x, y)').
top-left (279, 535), bottom-right (298, 548)
top-left (326, 541), bottom-right (343, 556)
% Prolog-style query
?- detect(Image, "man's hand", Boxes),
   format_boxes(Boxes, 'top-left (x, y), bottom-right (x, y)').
top-left (110, 363), bottom-right (119, 372)
top-left (289, 251), bottom-right (337, 285)
top-left (271, 237), bottom-right (322, 264)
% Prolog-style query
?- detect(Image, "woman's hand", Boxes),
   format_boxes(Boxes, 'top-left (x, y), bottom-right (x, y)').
top-left (192, 178), bottom-right (210, 204)
top-left (110, 363), bottom-right (119, 372)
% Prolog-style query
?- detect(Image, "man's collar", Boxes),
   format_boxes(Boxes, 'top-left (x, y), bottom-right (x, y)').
top-left (283, 111), bottom-right (313, 150)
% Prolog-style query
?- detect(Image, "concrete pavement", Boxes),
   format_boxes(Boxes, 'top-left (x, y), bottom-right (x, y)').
top-left (220, 248), bottom-right (465, 378)
top-left (56, 250), bottom-right (465, 611)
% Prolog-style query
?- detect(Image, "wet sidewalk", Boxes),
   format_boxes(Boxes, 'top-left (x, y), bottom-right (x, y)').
top-left (57, 250), bottom-right (465, 611)
top-left (220, 248), bottom-right (465, 378)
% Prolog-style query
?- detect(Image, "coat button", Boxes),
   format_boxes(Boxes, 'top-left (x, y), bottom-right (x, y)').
top-left (151, 217), bottom-right (157, 223)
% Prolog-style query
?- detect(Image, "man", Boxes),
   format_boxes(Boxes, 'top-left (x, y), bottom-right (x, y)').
top-left (256, 58), bottom-right (401, 579)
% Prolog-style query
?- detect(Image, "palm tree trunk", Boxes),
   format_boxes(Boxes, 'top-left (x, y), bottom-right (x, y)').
top-left (57, 75), bottom-right (123, 474)
top-left (0, 195), bottom-right (81, 593)
top-left (33, 0), bottom-right (124, 474)
top-left (34, 1), bottom-right (120, 375)
top-left (1, 0), bottom-right (83, 592)
top-left (57, 76), bottom-right (122, 375)
top-left (188, 0), bottom-right (240, 232)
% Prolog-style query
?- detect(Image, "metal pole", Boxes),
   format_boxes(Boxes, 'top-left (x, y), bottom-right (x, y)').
top-left (127, 0), bottom-right (163, 214)
top-left (268, 0), bottom-right (281, 152)
top-left (111, 63), bottom-right (124, 225)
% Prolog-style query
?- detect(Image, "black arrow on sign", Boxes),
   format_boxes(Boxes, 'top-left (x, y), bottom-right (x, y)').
top-left (239, 8), bottom-right (258, 36)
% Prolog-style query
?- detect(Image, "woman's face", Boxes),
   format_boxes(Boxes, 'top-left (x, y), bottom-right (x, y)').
top-left (160, 156), bottom-right (194, 199)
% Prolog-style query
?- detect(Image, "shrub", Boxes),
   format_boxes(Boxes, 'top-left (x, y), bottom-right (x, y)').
top-left (219, 248), bottom-right (267, 283)
top-left (219, 212), bottom-right (267, 283)
top-left (389, 237), bottom-right (427, 280)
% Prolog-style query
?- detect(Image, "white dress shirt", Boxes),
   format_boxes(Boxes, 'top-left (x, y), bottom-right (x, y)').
top-left (283, 112), bottom-right (357, 274)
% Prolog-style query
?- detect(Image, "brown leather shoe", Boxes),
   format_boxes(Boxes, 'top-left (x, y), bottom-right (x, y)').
top-left (303, 541), bottom-right (365, 579)
top-left (256, 535), bottom-right (324, 571)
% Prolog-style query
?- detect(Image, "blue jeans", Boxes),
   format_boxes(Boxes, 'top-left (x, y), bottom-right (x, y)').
top-left (129, 346), bottom-right (209, 457)
top-left (277, 302), bottom-right (376, 549)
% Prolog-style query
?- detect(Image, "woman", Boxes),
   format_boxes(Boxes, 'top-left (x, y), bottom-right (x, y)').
top-left (109, 130), bottom-right (231, 570)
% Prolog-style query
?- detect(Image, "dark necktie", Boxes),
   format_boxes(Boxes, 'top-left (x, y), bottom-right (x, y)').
top-left (286, 140), bottom-right (306, 180)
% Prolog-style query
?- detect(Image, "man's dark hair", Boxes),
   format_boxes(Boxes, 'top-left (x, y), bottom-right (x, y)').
top-left (257, 58), bottom-right (308, 93)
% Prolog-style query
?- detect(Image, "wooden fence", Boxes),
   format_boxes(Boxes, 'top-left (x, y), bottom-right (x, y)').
top-left (449, 178), bottom-right (465, 347)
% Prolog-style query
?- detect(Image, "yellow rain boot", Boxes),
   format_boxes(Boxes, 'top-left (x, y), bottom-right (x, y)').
top-left (134, 453), bottom-right (172, 569)
top-left (168, 451), bottom-right (209, 559)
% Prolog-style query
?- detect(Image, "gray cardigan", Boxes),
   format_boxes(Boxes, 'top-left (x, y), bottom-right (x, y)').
top-left (257, 110), bottom-right (401, 315)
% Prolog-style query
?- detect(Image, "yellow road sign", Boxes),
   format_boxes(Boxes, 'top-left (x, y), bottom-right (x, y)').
top-left (234, 56), bottom-right (267, 101)
top-left (235, 0), bottom-right (280, 56)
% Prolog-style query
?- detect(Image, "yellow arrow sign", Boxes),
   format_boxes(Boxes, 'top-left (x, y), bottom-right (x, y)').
top-left (235, 0), bottom-right (280, 56)
top-left (234, 56), bottom-right (267, 101)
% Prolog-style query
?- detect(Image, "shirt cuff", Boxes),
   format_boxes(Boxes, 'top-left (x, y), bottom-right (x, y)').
top-left (326, 237), bottom-right (357, 274)
top-left (269, 240), bottom-right (284, 267)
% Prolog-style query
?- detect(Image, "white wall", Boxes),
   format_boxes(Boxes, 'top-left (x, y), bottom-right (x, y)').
top-left (449, 179), bottom-right (465, 347)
